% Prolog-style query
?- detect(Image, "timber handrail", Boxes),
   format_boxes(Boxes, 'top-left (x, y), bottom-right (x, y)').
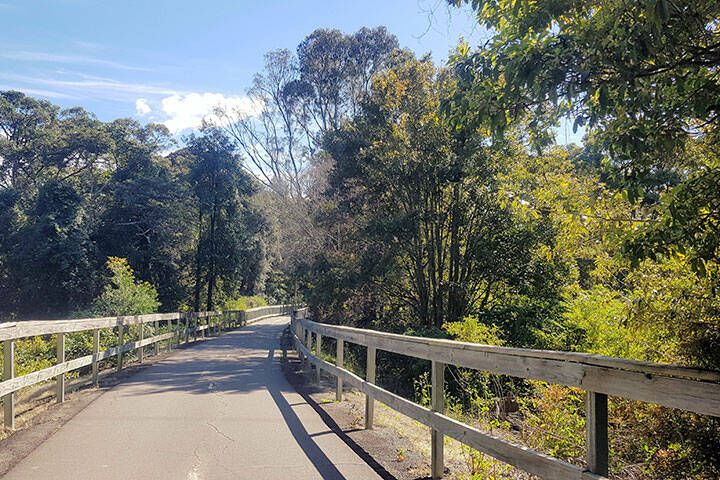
top-left (1, 304), bottom-right (294, 430)
top-left (290, 310), bottom-right (720, 480)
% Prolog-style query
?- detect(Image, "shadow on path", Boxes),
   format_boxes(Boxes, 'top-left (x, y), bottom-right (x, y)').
top-left (115, 318), bottom-right (393, 480)
top-left (283, 359), bottom-right (398, 480)
top-left (264, 358), bottom-right (349, 480)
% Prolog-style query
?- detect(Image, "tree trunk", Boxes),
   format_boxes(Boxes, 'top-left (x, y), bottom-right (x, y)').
top-left (206, 195), bottom-right (218, 310)
top-left (193, 210), bottom-right (203, 312)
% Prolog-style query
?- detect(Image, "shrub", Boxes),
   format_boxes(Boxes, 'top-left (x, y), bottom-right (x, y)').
top-left (224, 295), bottom-right (267, 311)
top-left (84, 257), bottom-right (160, 317)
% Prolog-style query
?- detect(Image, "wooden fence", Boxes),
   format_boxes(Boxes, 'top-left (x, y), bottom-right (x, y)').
top-left (0, 304), bottom-right (293, 430)
top-left (290, 309), bottom-right (720, 480)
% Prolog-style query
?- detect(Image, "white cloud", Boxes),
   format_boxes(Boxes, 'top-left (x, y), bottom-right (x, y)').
top-left (135, 98), bottom-right (151, 116)
top-left (159, 93), bottom-right (263, 133)
top-left (0, 51), bottom-right (152, 71)
top-left (0, 73), bottom-right (178, 101)
top-left (0, 84), bottom-right (75, 99)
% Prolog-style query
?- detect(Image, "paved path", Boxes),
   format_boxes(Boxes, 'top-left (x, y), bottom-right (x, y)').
top-left (4, 316), bottom-right (382, 480)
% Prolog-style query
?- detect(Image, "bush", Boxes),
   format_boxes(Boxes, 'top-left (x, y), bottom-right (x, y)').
top-left (443, 316), bottom-right (505, 346)
top-left (83, 257), bottom-right (160, 317)
top-left (224, 295), bottom-right (267, 311)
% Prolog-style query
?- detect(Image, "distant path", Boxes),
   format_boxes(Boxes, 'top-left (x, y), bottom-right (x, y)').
top-left (3, 316), bottom-right (382, 480)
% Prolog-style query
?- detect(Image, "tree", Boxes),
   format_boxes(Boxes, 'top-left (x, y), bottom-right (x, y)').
top-left (187, 130), bottom-right (263, 310)
top-left (0, 91), bottom-right (110, 193)
top-left (10, 179), bottom-right (96, 317)
top-left (95, 120), bottom-right (193, 310)
top-left (217, 27), bottom-right (399, 200)
top-left (448, 0), bottom-right (720, 268)
top-left (214, 27), bottom-right (400, 298)
top-left (320, 55), bottom-right (561, 330)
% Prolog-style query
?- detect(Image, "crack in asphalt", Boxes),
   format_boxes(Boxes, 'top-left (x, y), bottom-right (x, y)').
top-left (205, 421), bottom-right (235, 443)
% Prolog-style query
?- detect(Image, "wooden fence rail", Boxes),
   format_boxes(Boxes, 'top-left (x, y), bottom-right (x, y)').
top-left (290, 309), bottom-right (720, 480)
top-left (0, 304), bottom-right (294, 430)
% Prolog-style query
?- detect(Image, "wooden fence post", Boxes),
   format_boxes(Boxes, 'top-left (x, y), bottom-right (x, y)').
top-left (586, 391), bottom-right (609, 476)
top-left (92, 329), bottom-right (100, 387)
top-left (167, 319), bottom-right (173, 351)
top-left (297, 327), bottom-right (304, 364)
top-left (56, 333), bottom-right (65, 403)
top-left (3, 339), bottom-right (15, 429)
top-left (305, 329), bottom-right (311, 371)
top-left (117, 325), bottom-right (124, 371)
top-left (431, 361), bottom-right (445, 479)
top-left (336, 339), bottom-right (344, 401)
top-left (365, 346), bottom-right (376, 429)
top-left (315, 334), bottom-right (322, 384)
top-left (138, 323), bottom-right (144, 364)
top-left (154, 321), bottom-right (160, 355)
top-left (184, 314), bottom-right (190, 344)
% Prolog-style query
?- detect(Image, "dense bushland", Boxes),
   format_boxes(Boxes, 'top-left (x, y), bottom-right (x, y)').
top-left (2, 7), bottom-right (720, 478)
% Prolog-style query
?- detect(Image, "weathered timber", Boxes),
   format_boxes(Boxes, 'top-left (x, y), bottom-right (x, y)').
top-left (586, 392), bottom-right (609, 476)
top-left (92, 329), bottom-right (100, 387)
top-left (117, 325), bottom-right (124, 371)
top-left (0, 306), bottom-right (293, 415)
top-left (431, 360), bottom-right (445, 479)
top-left (336, 338), bottom-right (344, 402)
top-left (316, 333), bottom-right (322, 384)
top-left (56, 333), bottom-right (65, 403)
top-left (0, 331), bottom-right (176, 398)
top-left (138, 323), bottom-right (144, 364)
top-left (296, 341), bottom-right (607, 480)
top-left (299, 319), bottom-right (720, 417)
top-left (3, 339), bottom-right (14, 429)
top-left (365, 346), bottom-right (376, 430)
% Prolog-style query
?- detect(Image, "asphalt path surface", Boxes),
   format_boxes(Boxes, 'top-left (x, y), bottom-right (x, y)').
top-left (3, 316), bottom-right (382, 480)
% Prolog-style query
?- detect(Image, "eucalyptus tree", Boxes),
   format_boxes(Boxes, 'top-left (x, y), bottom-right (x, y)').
top-left (321, 55), bottom-right (561, 330)
top-left (217, 27), bottom-right (399, 200)
top-left (213, 27), bottom-right (399, 289)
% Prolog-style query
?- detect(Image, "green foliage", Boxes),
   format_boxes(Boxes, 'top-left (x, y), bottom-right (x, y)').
top-left (443, 316), bottom-right (504, 346)
top-left (0, 91), bottom-right (269, 319)
top-left (186, 129), bottom-right (265, 311)
top-left (563, 285), bottom-right (652, 361)
top-left (412, 371), bottom-right (432, 409)
top-left (85, 257), bottom-right (160, 316)
top-left (459, 445), bottom-right (510, 480)
top-left (5, 179), bottom-right (96, 317)
top-left (96, 120), bottom-right (192, 310)
top-left (523, 384), bottom-right (586, 460)
top-left (319, 54), bottom-right (564, 332)
top-left (2, 14), bottom-right (720, 477)
top-left (13, 336), bottom-right (55, 377)
top-left (224, 295), bottom-right (267, 311)
top-left (449, 0), bottom-right (720, 272)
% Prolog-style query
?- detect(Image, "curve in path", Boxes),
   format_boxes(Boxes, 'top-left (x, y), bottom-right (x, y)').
top-left (3, 316), bottom-right (383, 480)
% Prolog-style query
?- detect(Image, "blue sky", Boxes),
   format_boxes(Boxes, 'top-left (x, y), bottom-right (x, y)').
top-left (0, 0), bottom-right (489, 132)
